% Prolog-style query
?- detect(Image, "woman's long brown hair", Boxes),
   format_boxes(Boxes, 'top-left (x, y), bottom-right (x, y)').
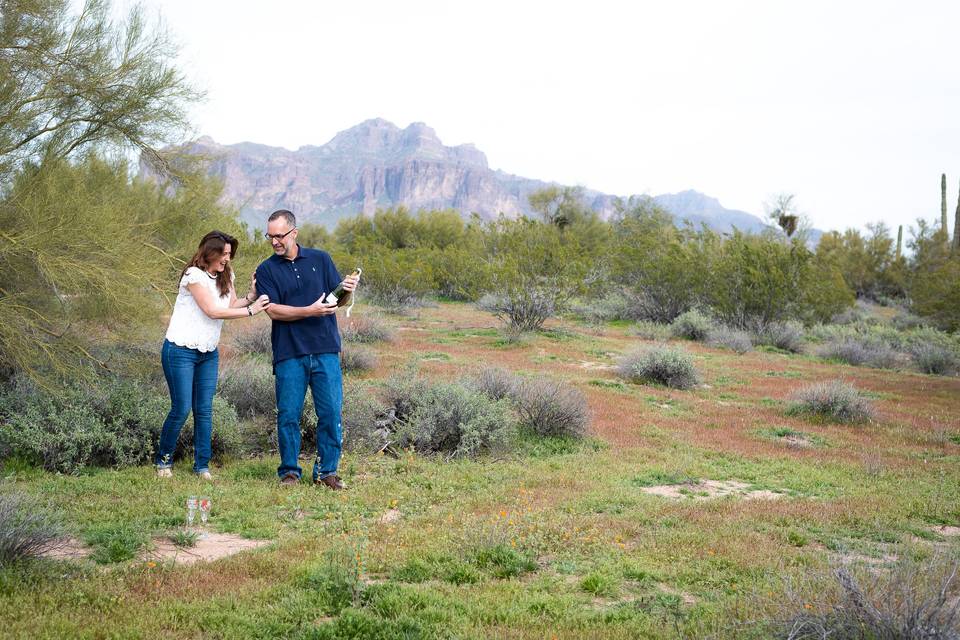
top-left (179, 231), bottom-right (238, 298)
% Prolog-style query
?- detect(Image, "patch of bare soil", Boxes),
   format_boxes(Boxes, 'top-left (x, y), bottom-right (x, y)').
top-left (40, 538), bottom-right (93, 561)
top-left (378, 509), bottom-right (402, 524)
top-left (640, 479), bottom-right (784, 501)
top-left (932, 525), bottom-right (960, 537)
top-left (578, 361), bottom-right (616, 371)
top-left (780, 435), bottom-right (815, 448)
top-left (142, 531), bottom-right (272, 565)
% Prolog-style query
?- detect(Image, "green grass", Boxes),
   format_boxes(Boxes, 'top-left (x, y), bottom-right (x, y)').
top-left (2, 302), bottom-right (959, 639)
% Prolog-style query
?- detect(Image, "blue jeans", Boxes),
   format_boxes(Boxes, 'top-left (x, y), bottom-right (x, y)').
top-left (156, 340), bottom-right (218, 473)
top-left (275, 353), bottom-right (343, 482)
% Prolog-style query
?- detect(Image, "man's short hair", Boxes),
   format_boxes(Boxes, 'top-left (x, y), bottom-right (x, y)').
top-left (268, 209), bottom-right (296, 228)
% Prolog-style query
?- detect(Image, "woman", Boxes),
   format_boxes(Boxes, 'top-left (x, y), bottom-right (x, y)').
top-left (156, 230), bottom-right (270, 479)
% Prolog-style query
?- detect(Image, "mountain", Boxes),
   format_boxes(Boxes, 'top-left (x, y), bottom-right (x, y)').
top-left (141, 118), bottom-right (775, 234)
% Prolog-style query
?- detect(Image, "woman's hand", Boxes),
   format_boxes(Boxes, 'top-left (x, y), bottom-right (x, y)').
top-left (249, 294), bottom-right (271, 315)
top-left (245, 273), bottom-right (258, 303)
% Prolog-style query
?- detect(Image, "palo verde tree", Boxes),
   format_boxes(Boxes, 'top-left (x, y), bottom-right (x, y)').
top-left (0, 0), bottom-right (207, 382)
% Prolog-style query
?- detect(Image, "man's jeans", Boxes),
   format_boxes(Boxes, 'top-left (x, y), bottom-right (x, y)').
top-left (156, 340), bottom-right (218, 473)
top-left (275, 353), bottom-right (343, 482)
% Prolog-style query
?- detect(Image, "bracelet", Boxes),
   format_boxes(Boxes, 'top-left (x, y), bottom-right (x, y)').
top-left (247, 305), bottom-right (253, 316)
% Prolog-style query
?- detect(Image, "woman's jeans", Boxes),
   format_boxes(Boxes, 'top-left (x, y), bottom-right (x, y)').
top-left (156, 340), bottom-right (218, 473)
top-left (275, 353), bottom-right (343, 482)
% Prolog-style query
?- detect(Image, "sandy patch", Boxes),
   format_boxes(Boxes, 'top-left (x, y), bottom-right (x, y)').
top-left (378, 509), bottom-right (402, 524)
top-left (781, 435), bottom-right (815, 448)
top-left (579, 361), bottom-right (616, 371)
top-left (40, 537), bottom-right (93, 561)
top-left (932, 525), bottom-right (960, 537)
top-left (640, 479), bottom-right (784, 501)
top-left (142, 530), bottom-right (272, 565)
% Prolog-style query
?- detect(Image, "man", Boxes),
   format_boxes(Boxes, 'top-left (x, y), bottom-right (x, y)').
top-left (254, 209), bottom-right (359, 488)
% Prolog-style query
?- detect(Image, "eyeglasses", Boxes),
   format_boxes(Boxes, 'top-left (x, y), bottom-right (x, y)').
top-left (264, 228), bottom-right (296, 241)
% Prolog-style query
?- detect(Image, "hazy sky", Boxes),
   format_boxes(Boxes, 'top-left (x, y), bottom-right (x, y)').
top-left (119, 0), bottom-right (960, 234)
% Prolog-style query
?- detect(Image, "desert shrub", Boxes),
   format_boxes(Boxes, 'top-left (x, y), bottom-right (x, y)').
top-left (786, 380), bottom-right (875, 424)
top-left (469, 367), bottom-right (519, 402)
top-left (775, 556), bottom-right (960, 639)
top-left (340, 316), bottom-right (395, 343)
top-left (753, 321), bottom-right (805, 353)
top-left (0, 376), bottom-right (168, 473)
top-left (609, 205), bottom-right (709, 323)
top-left (174, 395), bottom-right (242, 463)
top-left (342, 382), bottom-right (391, 453)
top-left (363, 248), bottom-right (436, 310)
top-left (478, 290), bottom-right (556, 334)
top-left (512, 378), bottom-right (589, 438)
top-left (629, 320), bottom-right (672, 341)
top-left (0, 491), bottom-right (64, 565)
top-left (570, 291), bottom-right (636, 324)
top-left (831, 305), bottom-right (870, 326)
top-left (396, 382), bottom-right (515, 458)
top-left (382, 366), bottom-right (431, 423)
top-left (238, 421), bottom-right (277, 457)
top-left (671, 309), bottom-right (714, 341)
top-left (911, 343), bottom-right (959, 376)
top-left (341, 345), bottom-right (377, 374)
top-left (707, 326), bottom-right (754, 354)
top-left (819, 338), bottom-right (899, 369)
top-left (218, 356), bottom-right (275, 421)
top-left (891, 310), bottom-right (927, 331)
top-left (231, 321), bottom-right (272, 356)
top-left (617, 347), bottom-right (700, 390)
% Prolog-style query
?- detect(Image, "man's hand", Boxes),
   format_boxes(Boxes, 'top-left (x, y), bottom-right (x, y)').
top-left (309, 295), bottom-right (339, 316)
top-left (341, 273), bottom-right (360, 293)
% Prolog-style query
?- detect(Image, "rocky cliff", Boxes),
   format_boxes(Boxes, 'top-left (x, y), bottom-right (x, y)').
top-left (141, 118), bottom-right (771, 234)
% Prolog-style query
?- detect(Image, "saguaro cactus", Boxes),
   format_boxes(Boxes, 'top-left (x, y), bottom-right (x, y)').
top-left (942, 173), bottom-right (949, 239)
top-left (955, 179), bottom-right (960, 251)
top-left (896, 225), bottom-right (903, 260)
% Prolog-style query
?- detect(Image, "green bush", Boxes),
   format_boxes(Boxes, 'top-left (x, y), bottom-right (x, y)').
top-left (230, 321), bottom-right (272, 356)
top-left (342, 382), bottom-right (390, 453)
top-left (671, 309), bottom-right (714, 341)
top-left (818, 339), bottom-right (899, 370)
top-left (0, 374), bottom-right (241, 473)
top-left (752, 321), bottom-right (805, 353)
top-left (0, 376), bottom-right (167, 473)
top-left (469, 367), bottom-right (518, 402)
top-left (396, 382), bottom-right (516, 458)
top-left (570, 291), bottom-right (638, 324)
top-left (174, 395), bottom-right (242, 463)
top-left (340, 316), bottom-right (395, 343)
top-left (341, 346), bottom-right (377, 374)
top-left (629, 320), bottom-right (672, 341)
top-left (617, 347), bottom-right (700, 390)
top-left (707, 326), bottom-right (754, 354)
top-left (477, 291), bottom-right (556, 334)
top-left (910, 343), bottom-right (958, 376)
top-left (217, 356), bottom-right (275, 421)
top-left (513, 378), bottom-right (589, 438)
top-left (786, 380), bottom-right (876, 424)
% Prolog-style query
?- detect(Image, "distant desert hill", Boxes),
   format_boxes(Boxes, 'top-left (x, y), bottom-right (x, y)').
top-left (142, 118), bottom-right (777, 235)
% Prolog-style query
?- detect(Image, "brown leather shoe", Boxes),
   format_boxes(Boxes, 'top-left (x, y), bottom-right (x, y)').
top-left (280, 472), bottom-right (300, 486)
top-left (316, 474), bottom-right (345, 490)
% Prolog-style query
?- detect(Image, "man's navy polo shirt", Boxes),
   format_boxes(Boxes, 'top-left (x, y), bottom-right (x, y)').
top-left (255, 245), bottom-right (342, 366)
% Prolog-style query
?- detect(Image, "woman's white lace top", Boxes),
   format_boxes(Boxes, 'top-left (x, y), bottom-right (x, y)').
top-left (165, 267), bottom-right (233, 352)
